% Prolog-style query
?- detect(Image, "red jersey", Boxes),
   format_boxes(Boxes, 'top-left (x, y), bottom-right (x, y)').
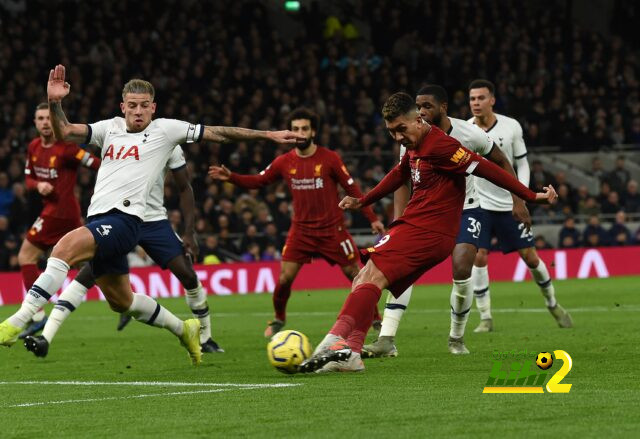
top-left (24, 138), bottom-right (101, 220)
top-left (360, 126), bottom-right (537, 237)
top-left (229, 146), bottom-right (377, 236)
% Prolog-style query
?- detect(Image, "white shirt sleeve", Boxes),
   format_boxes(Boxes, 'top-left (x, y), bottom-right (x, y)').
top-left (87, 119), bottom-right (113, 149)
top-left (399, 145), bottom-right (407, 160)
top-left (467, 124), bottom-right (495, 156)
top-left (158, 119), bottom-right (203, 146)
top-left (512, 120), bottom-right (528, 160)
top-left (167, 145), bottom-right (187, 170)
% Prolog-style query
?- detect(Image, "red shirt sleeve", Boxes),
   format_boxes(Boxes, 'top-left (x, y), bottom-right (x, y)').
top-left (330, 153), bottom-right (377, 223)
top-left (359, 153), bottom-right (410, 206)
top-left (24, 142), bottom-right (38, 190)
top-left (229, 156), bottom-right (283, 189)
top-left (64, 143), bottom-right (101, 170)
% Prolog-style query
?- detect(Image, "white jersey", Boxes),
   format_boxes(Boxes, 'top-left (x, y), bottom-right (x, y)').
top-left (468, 114), bottom-right (527, 211)
top-left (87, 117), bottom-right (201, 219)
top-left (399, 117), bottom-right (494, 210)
top-left (144, 145), bottom-right (186, 222)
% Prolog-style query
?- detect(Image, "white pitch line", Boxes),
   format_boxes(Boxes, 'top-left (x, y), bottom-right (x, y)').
top-left (7, 388), bottom-right (233, 408)
top-left (0, 380), bottom-right (301, 388)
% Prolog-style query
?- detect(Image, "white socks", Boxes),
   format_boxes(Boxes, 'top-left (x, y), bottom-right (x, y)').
top-left (530, 260), bottom-right (557, 308)
top-left (185, 282), bottom-right (211, 343)
top-left (125, 293), bottom-right (183, 337)
top-left (472, 265), bottom-right (492, 320)
top-left (42, 280), bottom-right (88, 343)
top-left (449, 278), bottom-right (473, 338)
top-left (379, 286), bottom-right (412, 338)
top-left (9, 258), bottom-right (70, 328)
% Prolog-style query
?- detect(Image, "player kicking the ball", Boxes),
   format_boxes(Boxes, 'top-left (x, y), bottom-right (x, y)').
top-left (24, 145), bottom-right (223, 357)
top-left (0, 65), bottom-right (302, 365)
top-left (364, 84), bottom-right (532, 357)
top-left (297, 92), bottom-right (556, 373)
top-left (209, 108), bottom-right (385, 337)
top-left (468, 79), bottom-right (572, 333)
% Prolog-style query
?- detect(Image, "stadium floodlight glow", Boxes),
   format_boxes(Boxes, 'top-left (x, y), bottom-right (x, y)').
top-left (284, 1), bottom-right (300, 12)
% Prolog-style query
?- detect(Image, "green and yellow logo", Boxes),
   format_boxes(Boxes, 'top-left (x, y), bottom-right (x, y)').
top-left (483, 349), bottom-right (573, 394)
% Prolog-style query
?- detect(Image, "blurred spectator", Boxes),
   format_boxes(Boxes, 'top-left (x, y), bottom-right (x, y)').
top-left (261, 243), bottom-right (281, 261)
top-left (534, 235), bottom-right (553, 250)
top-left (529, 160), bottom-right (556, 192)
top-left (583, 215), bottom-right (609, 247)
top-left (0, 172), bottom-right (14, 216)
top-left (578, 196), bottom-right (601, 216)
top-left (604, 156), bottom-right (631, 193)
top-left (608, 211), bottom-right (632, 246)
top-left (128, 246), bottom-right (154, 267)
top-left (241, 242), bottom-right (262, 262)
top-left (558, 216), bottom-right (581, 248)
top-left (590, 157), bottom-right (606, 182)
top-left (200, 235), bottom-right (224, 264)
top-left (623, 180), bottom-right (640, 213)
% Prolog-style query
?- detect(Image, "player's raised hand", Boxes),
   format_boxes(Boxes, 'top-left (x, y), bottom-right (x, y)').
top-left (512, 198), bottom-right (532, 232)
top-left (535, 184), bottom-right (558, 204)
top-left (339, 196), bottom-right (362, 210)
top-left (266, 130), bottom-right (307, 144)
top-left (47, 64), bottom-right (71, 101)
top-left (370, 220), bottom-right (385, 235)
top-left (208, 165), bottom-right (231, 181)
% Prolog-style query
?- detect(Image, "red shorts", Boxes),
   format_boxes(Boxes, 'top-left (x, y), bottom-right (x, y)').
top-left (282, 226), bottom-right (358, 267)
top-left (26, 215), bottom-right (82, 250)
top-left (361, 221), bottom-right (456, 298)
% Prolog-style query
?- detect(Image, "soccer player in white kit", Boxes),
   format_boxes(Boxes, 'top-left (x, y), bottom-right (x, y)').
top-left (468, 79), bottom-right (572, 333)
top-left (0, 65), bottom-right (303, 365)
top-left (363, 84), bottom-right (533, 357)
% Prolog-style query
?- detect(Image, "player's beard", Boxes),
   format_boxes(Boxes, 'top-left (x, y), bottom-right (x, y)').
top-left (430, 112), bottom-right (443, 127)
top-left (295, 137), bottom-right (313, 153)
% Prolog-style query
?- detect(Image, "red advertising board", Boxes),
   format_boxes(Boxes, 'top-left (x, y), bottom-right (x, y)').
top-left (0, 246), bottom-right (638, 306)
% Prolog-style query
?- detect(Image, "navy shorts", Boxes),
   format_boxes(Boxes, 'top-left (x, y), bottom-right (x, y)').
top-left (86, 210), bottom-right (141, 278)
top-left (139, 220), bottom-right (184, 269)
top-left (456, 207), bottom-right (483, 247)
top-left (477, 208), bottom-right (534, 254)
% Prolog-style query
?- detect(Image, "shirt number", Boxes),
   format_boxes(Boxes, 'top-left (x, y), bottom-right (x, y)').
top-left (340, 239), bottom-right (355, 256)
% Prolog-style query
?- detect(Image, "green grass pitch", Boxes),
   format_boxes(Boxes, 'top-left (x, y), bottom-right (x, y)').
top-left (1, 277), bottom-right (639, 438)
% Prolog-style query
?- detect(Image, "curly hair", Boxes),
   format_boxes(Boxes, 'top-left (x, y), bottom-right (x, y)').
top-left (382, 92), bottom-right (417, 121)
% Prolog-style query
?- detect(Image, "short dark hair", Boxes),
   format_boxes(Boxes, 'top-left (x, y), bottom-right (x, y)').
top-left (286, 107), bottom-right (319, 131)
top-left (417, 84), bottom-right (448, 104)
top-left (35, 102), bottom-right (49, 113)
top-left (469, 79), bottom-right (495, 95)
top-left (382, 92), bottom-right (417, 121)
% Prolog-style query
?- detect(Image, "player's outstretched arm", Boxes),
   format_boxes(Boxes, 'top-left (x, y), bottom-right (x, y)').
top-left (203, 126), bottom-right (305, 144)
top-left (393, 180), bottom-right (410, 221)
top-left (209, 159), bottom-right (281, 189)
top-left (47, 65), bottom-right (88, 144)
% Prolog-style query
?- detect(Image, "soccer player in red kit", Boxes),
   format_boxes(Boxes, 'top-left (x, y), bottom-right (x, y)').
top-left (209, 108), bottom-right (385, 337)
top-left (298, 93), bottom-right (557, 373)
top-left (17, 103), bottom-right (100, 337)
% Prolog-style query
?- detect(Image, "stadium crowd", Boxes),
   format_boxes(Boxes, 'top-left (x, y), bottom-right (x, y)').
top-left (1, 0), bottom-right (640, 270)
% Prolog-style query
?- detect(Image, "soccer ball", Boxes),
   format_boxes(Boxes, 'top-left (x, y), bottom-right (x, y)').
top-left (536, 352), bottom-right (553, 370)
top-left (267, 330), bottom-right (313, 374)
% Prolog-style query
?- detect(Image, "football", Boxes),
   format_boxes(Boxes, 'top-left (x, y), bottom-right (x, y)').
top-left (536, 352), bottom-right (554, 370)
top-left (267, 330), bottom-right (313, 374)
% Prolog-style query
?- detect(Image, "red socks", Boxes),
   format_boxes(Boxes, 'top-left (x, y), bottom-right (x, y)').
top-left (272, 283), bottom-right (292, 322)
top-left (21, 264), bottom-right (41, 291)
top-left (330, 283), bottom-right (382, 353)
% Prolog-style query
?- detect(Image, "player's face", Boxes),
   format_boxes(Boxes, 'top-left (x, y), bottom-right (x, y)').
top-left (416, 95), bottom-right (445, 126)
top-left (469, 87), bottom-right (495, 117)
top-left (290, 118), bottom-right (315, 150)
top-left (120, 93), bottom-right (156, 132)
top-left (34, 109), bottom-right (52, 137)
top-left (385, 111), bottom-right (424, 149)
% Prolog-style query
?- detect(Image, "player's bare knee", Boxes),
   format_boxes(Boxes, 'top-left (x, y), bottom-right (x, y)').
top-left (474, 250), bottom-right (488, 267)
top-left (453, 264), bottom-right (472, 280)
top-left (522, 250), bottom-right (540, 268)
top-left (174, 265), bottom-right (198, 290)
top-left (279, 272), bottom-right (294, 287)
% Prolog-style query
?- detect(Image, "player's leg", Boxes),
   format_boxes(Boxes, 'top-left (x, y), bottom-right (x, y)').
top-left (24, 263), bottom-right (95, 357)
top-left (300, 258), bottom-right (388, 373)
top-left (0, 227), bottom-right (95, 346)
top-left (166, 254), bottom-right (224, 352)
top-left (518, 247), bottom-right (573, 328)
top-left (448, 243), bottom-right (477, 353)
top-left (98, 273), bottom-right (201, 366)
top-left (265, 261), bottom-right (303, 337)
top-left (471, 209), bottom-right (493, 332)
top-left (17, 238), bottom-right (48, 338)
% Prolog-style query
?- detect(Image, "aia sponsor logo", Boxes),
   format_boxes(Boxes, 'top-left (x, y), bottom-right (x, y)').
top-left (104, 144), bottom-right (140, 161)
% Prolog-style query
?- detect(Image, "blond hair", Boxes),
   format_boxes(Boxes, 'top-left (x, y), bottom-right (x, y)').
top-left (122, 79), bottom-right (155, 100)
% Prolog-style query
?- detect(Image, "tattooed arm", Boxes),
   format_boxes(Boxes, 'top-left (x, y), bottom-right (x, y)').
top-left (202, 126), bottom-right (304, 144)
top-left (47, 65), bottom-right (88, 144)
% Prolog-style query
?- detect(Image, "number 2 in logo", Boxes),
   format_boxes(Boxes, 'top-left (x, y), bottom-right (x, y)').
top-left (546, 350), bottom-right (573, 393)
